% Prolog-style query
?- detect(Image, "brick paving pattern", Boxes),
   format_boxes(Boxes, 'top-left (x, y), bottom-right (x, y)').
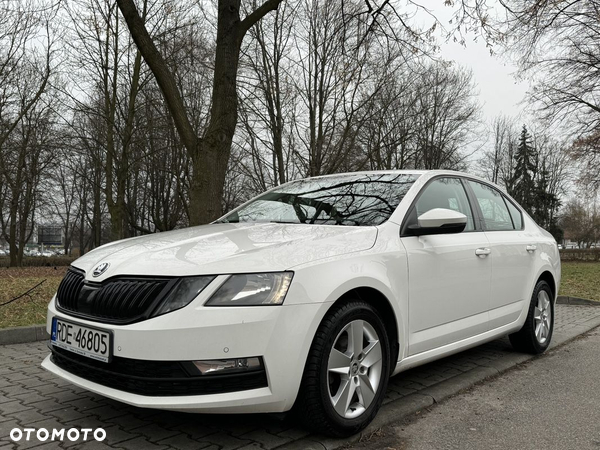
top-left (0, 305), bottom-right (599, 449)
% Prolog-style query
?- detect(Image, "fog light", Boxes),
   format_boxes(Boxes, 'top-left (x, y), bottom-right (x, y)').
top-left (192, 357), bottom-right (262, 375)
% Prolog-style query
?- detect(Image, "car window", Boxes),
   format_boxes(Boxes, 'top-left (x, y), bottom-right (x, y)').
top-left (235, 200), bottom-right (318, 224)
top-left (414, 178), bottom-right (475, 231)
top-left (504, 198), bottom-right (523, 230)
top-left (221, 173), bottom-right (420, 226)
top-left (467, 181), bottom-right (514, 231)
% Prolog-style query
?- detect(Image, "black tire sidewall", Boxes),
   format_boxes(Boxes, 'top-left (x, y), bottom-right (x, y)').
top-left (316, 301), bottom-right (391, 433)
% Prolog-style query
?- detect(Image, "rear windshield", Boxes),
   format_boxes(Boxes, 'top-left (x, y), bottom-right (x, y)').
top-left (220, 173), bottom-right (420, 226)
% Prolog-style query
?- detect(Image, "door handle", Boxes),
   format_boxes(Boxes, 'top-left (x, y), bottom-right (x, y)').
top-left (526, 244), bottom-right (537, 253)
top-left (475, 247), bottom-right (491, 257)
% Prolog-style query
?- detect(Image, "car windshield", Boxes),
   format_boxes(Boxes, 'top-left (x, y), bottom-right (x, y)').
top-left (219, 173), bottom-right (420, 226)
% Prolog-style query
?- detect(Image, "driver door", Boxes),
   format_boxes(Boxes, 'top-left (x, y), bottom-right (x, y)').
top-left (401, 177), bottom-right (492, 355)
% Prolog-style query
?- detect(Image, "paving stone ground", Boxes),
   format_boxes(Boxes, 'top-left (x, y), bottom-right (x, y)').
top-left (1, 305), bottom-right (599, 450)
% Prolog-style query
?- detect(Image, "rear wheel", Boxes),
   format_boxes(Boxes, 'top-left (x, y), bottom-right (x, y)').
top-left (295, 299), bottom-right (390, 437)
top-left (509, 280), bottom-right (554, 354)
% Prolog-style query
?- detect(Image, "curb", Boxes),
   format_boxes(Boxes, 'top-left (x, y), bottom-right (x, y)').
top-left (276, 307), bottom-right (600, 450)
top-left (0, 324), bottom-right (48, 345)
top-left (556, 295), bottom-right (599, 306)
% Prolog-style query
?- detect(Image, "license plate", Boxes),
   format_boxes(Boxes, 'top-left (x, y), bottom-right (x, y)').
top-left (51, 318), bottom-right (112, 363)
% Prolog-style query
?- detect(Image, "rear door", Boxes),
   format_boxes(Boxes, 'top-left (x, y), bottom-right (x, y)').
top-left (401, 177), bottom-right (492, 356)
top-left (464, 180), bottom-right (536, 329)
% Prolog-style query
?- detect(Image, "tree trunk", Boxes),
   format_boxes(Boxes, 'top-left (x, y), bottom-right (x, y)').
top-left (190, 1), bottom-right (243, 224)
top-left (79, 196), bottom-right (86, 256)
top-left (117, 46), bottom-right (143, 238)
top-left (104, 7), bottom-right (124, 241)
top-left (93, 169), bottom-right (102, 248)
top-left (117, 0), bottom-right (283, 225)
top-left (64, 217), bottom-right (70, 255)
top-left (8, 199), bottom-right (18, 267)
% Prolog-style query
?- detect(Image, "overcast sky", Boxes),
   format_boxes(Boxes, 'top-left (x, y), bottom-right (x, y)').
top-left (429, 4), bottom-right (530, 121)
top-left (440, 38), bottom-right (529, 122)
top-left (417, 3), bottom-right (532, 162)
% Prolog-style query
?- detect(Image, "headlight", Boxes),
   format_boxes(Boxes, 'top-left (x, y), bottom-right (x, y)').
top-left (205, 272), bottom-right (293, 306)
top-left (152, 276), bottom-right (215, 316)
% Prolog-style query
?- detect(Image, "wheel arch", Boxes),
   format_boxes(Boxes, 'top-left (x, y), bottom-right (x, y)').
top-left (537, 270), bottom-right (557, 301)
top-left (331, 286), bottom-right (400, 372)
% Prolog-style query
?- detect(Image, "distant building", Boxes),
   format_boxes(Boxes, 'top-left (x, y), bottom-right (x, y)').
top-left (37, 225), bottom-right (63, 246)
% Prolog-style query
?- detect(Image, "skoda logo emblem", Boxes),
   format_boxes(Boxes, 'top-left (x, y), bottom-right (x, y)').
top-left (93, 262), bottom-right (110, 277)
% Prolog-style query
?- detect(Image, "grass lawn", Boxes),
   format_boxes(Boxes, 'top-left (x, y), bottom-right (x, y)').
top-left (559, 261), bottom-right (600, 302)
top-left (0, 262), bottom-right (598, 329)
top-left (0, 266), bottom-right (67, 328)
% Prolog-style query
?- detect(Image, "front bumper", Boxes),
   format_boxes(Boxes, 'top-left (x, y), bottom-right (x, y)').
top-left (43, 293), bottom-right (329, 413)
top-left (42, 355), bottom-right (277, 413)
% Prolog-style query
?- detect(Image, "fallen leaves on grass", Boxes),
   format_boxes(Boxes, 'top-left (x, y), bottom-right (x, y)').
top-left (0, 266), bottom-right (67, 328)
top-left (0, 279), bottom-right (46, 307)
top-left (559, 262), bottom-right (600, 302)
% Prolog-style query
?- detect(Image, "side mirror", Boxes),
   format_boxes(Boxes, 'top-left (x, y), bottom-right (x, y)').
top-left (408, 208), bottom-right (467, 236)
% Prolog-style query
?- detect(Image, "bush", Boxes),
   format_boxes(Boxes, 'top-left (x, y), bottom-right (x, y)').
top-left (0, 256), bottom-right (76, 268)
top-left (560, 249), bottom-right (600, 262)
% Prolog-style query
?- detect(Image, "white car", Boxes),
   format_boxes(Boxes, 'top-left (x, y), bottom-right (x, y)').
top-left (43, 170), bottom-right (560, 436)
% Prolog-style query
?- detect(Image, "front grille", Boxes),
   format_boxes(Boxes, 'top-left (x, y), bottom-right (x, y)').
top-left (56, 269), bottom-right (85, 311)
top-left (56, 267), bottom-right (177, 324)
top-left (50, 346), bottom-right (268, 397)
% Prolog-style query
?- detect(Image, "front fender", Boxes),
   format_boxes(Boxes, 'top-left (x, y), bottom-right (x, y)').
top-left (287, 222), bottom-right (409, 361)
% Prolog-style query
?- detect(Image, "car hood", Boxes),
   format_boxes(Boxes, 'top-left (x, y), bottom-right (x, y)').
top-left (73, 223), bottom-right (378, 280)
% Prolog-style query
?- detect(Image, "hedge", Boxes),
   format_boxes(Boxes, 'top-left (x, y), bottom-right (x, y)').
top-left (0, 256), bottom-right (76, 268)
top-left (560, 249), bottom-right (600, 262)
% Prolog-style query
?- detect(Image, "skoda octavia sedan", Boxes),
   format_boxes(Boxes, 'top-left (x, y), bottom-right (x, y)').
top-left (42, 170), bottom-right (560, 436)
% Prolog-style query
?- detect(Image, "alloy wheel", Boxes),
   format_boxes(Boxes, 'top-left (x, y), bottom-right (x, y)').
top-left (534, 290), bottom-right (552, 344)
top-left (327, 319), bottom-right (383, 419)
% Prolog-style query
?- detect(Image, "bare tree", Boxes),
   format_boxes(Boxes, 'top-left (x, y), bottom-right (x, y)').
top-left (485, 1), bottom-right (600, 186)
top-left (7, 0), bottom-right (579, 259)
top-left (359, 65), bottom-right (416, 170)
top-left (0, 0), bottom-right (57, 266)
top-left (238, 1), bottom-right (297, 188)
top-left (1, 95), bottom-right (57, 265)
top-left (64, 0), bottom-right (144, 241)
top-left (293, 0), bottom-right (403, 176)
top-left (561, 197), bottom-right (600, 248)
top-left (115, 0), bottom-right (290, 225)
top-left (50, 149), bottom-right (83, 255)
top-left (0, 1), bottom-right (53, 152)
top-left (115, 0), bottom-right (450, 223)
top-left (479, 114), bottom-right (522, 193)
top-left (411, 62), bottom-right (481, 170)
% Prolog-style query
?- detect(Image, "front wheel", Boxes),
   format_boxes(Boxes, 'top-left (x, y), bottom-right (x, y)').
top-left (295, 300), bottom-right (390, 437)
top-left (509, 280), bottom-right (554, 354)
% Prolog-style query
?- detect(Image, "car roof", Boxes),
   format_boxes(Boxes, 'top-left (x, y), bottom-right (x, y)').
top-left (303, 169), bottom-right (492, 185)
top-left (304, 170), bottom-right (428, 179)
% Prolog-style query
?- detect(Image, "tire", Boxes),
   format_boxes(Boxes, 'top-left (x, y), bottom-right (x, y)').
top-left (295, 299), bottom-right (391, 437)
top-left (509, 280), bottom-right (554, 354)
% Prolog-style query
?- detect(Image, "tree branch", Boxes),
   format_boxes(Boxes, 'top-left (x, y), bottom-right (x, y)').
top-left (0, 41), bottom-right (51, 150)
top-left (240, 0), bottom-right (285, 34)
top-left (115, 0), bottom-right (198, 156)
top-left (0, 280), bottom-right (46, 308)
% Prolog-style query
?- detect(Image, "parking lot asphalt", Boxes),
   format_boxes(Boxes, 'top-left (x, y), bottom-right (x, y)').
top-left (347, 326), bottom-right (600, 450)
top-left (1, 304), bottom-right (600, 450)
